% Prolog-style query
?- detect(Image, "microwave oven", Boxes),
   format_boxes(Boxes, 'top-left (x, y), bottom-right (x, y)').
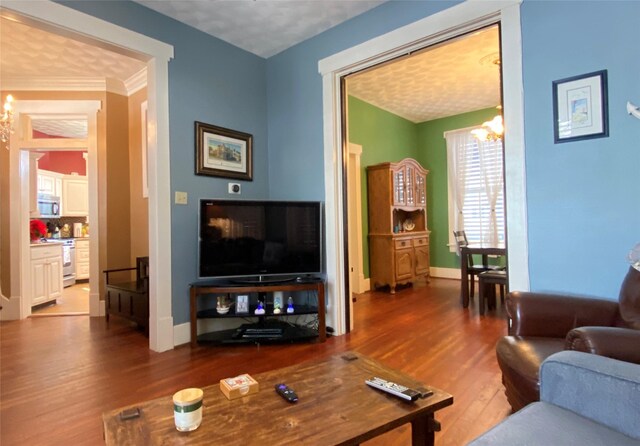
top-left (37, 194), bottom-right (60, 218)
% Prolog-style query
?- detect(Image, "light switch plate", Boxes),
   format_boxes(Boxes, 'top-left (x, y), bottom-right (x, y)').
top-left (175, 191), bottom-right (188, 205)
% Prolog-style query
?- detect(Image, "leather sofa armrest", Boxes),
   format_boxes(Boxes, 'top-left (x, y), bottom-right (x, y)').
top-left (566, 326), bottom-right (640, 364)
top-left (506, 292), bottom-right (620, 337)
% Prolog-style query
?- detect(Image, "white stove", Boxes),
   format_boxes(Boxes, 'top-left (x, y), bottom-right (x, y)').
top-left (61, 239), bottom-right (76, 287)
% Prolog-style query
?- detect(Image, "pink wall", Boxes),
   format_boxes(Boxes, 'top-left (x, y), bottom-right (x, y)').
top-left (38, 151), bottom-right (87, 175)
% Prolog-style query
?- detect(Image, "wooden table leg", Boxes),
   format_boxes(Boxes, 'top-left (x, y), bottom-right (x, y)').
top-left (411, 413), bottom-right (439, 446)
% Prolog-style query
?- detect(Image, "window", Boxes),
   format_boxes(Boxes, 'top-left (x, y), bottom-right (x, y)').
top-left (445, 126), bottom-right (505, 249)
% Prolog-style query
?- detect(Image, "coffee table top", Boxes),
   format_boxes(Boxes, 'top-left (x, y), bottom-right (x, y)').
top-left (103, 351), bottom-right (453, 445)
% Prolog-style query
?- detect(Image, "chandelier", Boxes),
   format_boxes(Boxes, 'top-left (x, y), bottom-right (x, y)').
top-left (472, 115), bottom-right (503, 142)
top-left (1, 95), bottom-right (14, 148)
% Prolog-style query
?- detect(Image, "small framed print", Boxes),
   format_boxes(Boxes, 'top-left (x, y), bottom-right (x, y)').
top-left (235, 295), bottom-right (249, 314)
top-left (273, 295), bottom-right (283, 311)
top-left (552, 70), bottom-right (609, 143)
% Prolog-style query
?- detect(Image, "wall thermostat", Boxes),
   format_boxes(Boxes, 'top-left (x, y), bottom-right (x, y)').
top-left (228, 183), bottom-right (241, 194)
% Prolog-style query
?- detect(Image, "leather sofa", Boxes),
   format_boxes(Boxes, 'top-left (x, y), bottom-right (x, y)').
top-left (469, 351), bottom-right (640, 445)
top-left (496, 266), bottom-right (640, 411)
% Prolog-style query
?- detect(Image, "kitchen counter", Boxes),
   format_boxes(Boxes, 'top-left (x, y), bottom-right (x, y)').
top-left (31, 240), bottom-right (64, 247)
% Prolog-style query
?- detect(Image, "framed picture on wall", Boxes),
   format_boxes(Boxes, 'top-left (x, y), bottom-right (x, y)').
top-left (552, 70), bottom-right (609, 143)
top-left (195, 121), bottom-right (253, 180)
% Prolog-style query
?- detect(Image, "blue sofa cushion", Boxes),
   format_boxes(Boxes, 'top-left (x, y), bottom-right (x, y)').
top-left (468, 401), bottom-right (640, 446)
top-left (541, 351), bottom-right (640, 440)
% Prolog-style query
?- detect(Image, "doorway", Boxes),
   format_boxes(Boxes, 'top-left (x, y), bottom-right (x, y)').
top-left (12, 102), bottom-right (100, 320)
top-left (343, 25), bottom-right (503, 329)
top-left (1, 1), bottom-right (175, 352)
top-left (319, 0), bottom-right (528, 335)
top-left (30, 144), bottom-right (91, 317)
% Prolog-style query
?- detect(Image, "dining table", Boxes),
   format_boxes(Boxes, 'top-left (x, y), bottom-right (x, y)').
top-left (460, 245), bottom-right (506, 308)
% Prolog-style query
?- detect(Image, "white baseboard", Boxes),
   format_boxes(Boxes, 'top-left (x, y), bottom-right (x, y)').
top-left (173, 321), bottom-right (191, 346)
top-left (430, 267), bottom-right (461, 280)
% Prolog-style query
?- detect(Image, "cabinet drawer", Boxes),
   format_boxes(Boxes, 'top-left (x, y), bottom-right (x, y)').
top-left (76, 249), bottom-right (90, 261)
top-left (412, 237), bottom-right (429, 247)
top-left (394, 239), bottom-right (412, 249)
top-left (77, 263), bottom-right (90, 279)
top-left (31, 245), bottom-right (62, 260)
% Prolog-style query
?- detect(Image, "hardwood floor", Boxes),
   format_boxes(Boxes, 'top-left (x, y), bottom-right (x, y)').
top-left (31, 282), bottom-right (90, 316)
top-left (0, 278), bottom-right (511, 445)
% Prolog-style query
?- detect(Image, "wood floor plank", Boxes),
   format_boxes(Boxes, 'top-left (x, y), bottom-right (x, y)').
top-left (0, 278), bottom-right (510, 445)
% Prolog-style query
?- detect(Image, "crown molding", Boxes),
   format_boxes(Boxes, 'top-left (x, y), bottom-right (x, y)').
top-left (0, 76), bottom-right (140, 96)
top-left (124, 67), bottom-right (148, 95)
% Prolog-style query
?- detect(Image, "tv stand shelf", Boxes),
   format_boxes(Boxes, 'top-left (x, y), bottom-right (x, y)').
top-left (189, 280), bottom-right (326, 347)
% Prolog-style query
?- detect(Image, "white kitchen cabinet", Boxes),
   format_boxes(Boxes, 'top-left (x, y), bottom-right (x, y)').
top-left (75, 239), bottom-right (90, 280)
top-left (37, 169), bottom-right (63, 197)
top-left (31, 244), bottom-right (63, 306)
top-left (62, 175), bottom-right (88, 216)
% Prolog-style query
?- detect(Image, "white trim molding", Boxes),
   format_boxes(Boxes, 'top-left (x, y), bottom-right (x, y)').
top-left (430, 267), bottom-right (463, 280)
top-left (0, 70), bottom-right (148, 97)
top-left (319, 0), bottom-right (529, 334)
top-left (1, 0), bottom-right (175, 352)
top-left (125, 68), bottom-right (149, 96)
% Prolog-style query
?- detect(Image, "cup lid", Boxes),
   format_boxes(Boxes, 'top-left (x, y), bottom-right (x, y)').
top-left (173, 388), bottom-right (203, 405)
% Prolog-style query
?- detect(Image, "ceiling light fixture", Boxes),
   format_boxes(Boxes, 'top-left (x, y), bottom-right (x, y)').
top-left (472, 114), bottom-right (503, 142)
top-left (1, 94), bottom-right (14, 148)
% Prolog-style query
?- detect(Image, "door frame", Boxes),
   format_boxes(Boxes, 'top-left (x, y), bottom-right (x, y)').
top-left (2, 0), bottom-right (175, 352)
top-left (347, 143), bottom-right (366, 331)
top-left (319, 0), bottom-right (529, 335)
top-left (13, 101), bottom-right (100, 319)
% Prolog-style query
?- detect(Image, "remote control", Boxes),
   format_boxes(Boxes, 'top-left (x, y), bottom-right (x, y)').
top-left (275, 383), bottom-right (298, 403)
top-left (365, 377), bottom-right (421, 402)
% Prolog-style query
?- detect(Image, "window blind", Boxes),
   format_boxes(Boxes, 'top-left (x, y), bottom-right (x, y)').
top-left (445, 127), bottom-right (505, 247)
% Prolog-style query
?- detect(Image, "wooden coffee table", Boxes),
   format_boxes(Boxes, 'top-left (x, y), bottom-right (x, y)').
top-left (103, 352), bottom-right (453, 445)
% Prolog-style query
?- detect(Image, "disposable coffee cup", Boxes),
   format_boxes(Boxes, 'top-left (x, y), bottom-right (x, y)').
top-left (173, 388), bottom-right (203, 432)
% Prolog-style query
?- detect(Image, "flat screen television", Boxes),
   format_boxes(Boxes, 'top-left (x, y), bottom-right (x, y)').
top-left (199, 199), bottom-right (323, 281)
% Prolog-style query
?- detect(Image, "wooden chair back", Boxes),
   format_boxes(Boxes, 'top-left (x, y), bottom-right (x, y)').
top-left (453, 231), bottom-right (476, 268)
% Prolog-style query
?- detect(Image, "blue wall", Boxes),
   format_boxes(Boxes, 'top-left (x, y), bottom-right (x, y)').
top-left (62, 1), bottom-right (268, 324)
top-left (521, 0), bottom-right (640, 297)
top-left (63, 0), bottom-right (640, 325)
top-left (265, 1), bottom-right (459, 199)
top-left (267, 0), bottom-right (639, 300)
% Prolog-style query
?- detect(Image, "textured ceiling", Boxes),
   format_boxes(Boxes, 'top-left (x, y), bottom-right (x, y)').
top-left (32, 119), bottom-right (88, 139)
top-left (1, 4), bottom-right (500, 127)
top-left (135, 0), bottom-right (385, 58)
top-left (348, 26), bottom-right (501, 123)
top-left (0, 17), bottom-right (146, 81)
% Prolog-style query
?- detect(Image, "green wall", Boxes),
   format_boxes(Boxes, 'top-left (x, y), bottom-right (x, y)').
top-left (347, 96), bottom-right (418, 277)
top-left (416, 108), bottom-right (498, 269)
top-left (349, 95), bottom-right (498, 278)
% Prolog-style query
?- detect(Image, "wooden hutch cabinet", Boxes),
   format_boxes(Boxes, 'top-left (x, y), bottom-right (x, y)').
top-left (367, 158), bottom-right (430, 293)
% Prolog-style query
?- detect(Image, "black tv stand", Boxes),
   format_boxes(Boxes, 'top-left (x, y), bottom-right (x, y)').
top-left (230, 276), bottom-right (295, 285)
top-left (189, 280), bottom-right (325, 347)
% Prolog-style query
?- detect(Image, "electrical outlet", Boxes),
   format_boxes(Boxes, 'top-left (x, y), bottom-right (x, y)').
top-left (175, 191), bottom-right (188, 205)
top-left (228, 183), bottom-right (241, 194)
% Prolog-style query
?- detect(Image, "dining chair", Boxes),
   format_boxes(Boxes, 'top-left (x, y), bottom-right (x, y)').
top-left (453, 230), bottom-right (504, 299)
top-left (454, 231), bottom-right (483, 298)
top-left (478, 269), bottom-right (508, 315)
